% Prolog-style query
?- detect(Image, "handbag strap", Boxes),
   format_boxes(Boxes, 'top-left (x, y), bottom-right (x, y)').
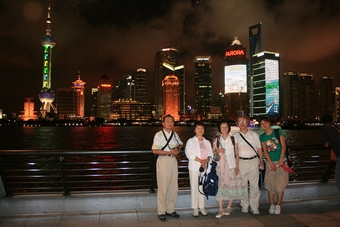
top-left (239, 133), bottom-right (260, 160)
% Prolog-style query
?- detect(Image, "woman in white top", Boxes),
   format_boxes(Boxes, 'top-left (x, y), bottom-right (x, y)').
top-left (213, 121), bottom-right (246, 218)
top-left (185, 121), bottom-right (213, 217)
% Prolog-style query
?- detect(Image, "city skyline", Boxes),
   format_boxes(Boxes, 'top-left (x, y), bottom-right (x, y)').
top-left (1, 0), bottom-right (340, 115)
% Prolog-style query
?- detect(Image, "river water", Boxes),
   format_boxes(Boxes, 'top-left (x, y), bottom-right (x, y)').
top-left (0, 126), bottom-right (322, 150)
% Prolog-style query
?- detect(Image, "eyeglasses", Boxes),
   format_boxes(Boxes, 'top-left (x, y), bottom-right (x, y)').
top-left (237, 119), bottom-right (247, 124)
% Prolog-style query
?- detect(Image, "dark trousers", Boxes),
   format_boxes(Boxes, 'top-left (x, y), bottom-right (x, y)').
top-left (321, 160), bottom-right (337, 183)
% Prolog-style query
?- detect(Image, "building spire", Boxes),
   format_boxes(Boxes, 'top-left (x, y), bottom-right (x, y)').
top-left (46, 5), bottom-right (51, 35)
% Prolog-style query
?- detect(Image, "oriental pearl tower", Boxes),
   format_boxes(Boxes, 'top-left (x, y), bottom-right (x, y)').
top-left (39, 5), bottom-right (57, 119)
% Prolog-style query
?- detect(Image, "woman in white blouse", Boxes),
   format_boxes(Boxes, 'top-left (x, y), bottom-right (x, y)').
top-left (185, 121), bottom-right (213, 217)
top-left (213, 121), bottom-right (246, 218)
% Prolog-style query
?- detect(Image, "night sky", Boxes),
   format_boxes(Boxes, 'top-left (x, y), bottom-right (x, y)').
top-left (1, 0), bottom-right (340, 116)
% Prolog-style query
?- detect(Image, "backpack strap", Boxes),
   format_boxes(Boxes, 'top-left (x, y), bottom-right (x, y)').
top-left (274, 129), bottom-right (280, 144)
top-left (231, 136), bottom-right (235, 147)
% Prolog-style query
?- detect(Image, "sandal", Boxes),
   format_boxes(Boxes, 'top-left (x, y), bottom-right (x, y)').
top-left (215, 209), bottom-right (224, 219)
top-left (225, 207), bottom-right (231, 215)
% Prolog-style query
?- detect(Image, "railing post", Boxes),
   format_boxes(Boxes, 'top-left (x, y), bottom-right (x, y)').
top-left (0, 157), bottom-right (12, 197)
top-left (59, 156), bottom-right (70, 196)
top-left (149, 155), bottom-right (158, 193)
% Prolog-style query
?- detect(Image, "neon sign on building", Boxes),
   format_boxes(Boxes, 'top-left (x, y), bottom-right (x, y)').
top-left (225, 50), bottom-right (245, 57)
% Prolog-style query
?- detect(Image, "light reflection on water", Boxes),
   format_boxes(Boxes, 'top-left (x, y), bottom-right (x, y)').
top-left (0, 126), bottom-right (322, 150)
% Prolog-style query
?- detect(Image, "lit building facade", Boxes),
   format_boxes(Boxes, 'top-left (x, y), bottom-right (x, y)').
top-left (39, 5), bottom-right (57, 119)
top-left (111, 100), bottom-right (155, 121)
top-left (97, 74), bottom-right (113, 120)
top-left (56, 88), bottom-right (77, 119)
top-left (162, 75), bottom-right (180, 121)
top-left (91, 88), bottom-right (98, 117)
top-left (299, 73), bottom-right (315, 119)
top-left (194, 56), bottom-right (212, 119)
top-left (136, 68), bottom-right (147, 102)
top-left (249, 23), bottom-right (263, 117)
top-left (251, 51), bottom-right (280, 118)
top-left (114, 75), bottom-right (136, 101)
top-left (224, 36), bottom-right (249, 119)
top-left (335, 87), bottom-right (340, 121)
top-left (320, 77), bottom-right (334, 118)
top-left (155, 47), bottom-right (184, 118)
top-left (19, 98), bottom-right (38, 121)
top-left (72, 72), bottom-right (86, 117)
top-left (283, 72), bottom-right (300, 119)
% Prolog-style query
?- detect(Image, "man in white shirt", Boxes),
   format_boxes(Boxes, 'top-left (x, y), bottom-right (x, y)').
top-left (152, 114), bottom-right (183, 221)
top-left (233, 115), bottom-right (264, 214)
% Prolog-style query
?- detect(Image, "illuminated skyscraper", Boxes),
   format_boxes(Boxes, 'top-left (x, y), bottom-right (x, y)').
top-left (224, 36), bottom-right (249, 119)
top-left (283, 72), bottom-right (316, 120)
top-left (91, 88), bottom-right (98, 117)
top-left (39, 5), bottom-right (57, 119)
top-left (252, 51), bottom-right (280, 118)
top-left (335, 87), bottom-right (340, 121)
top-left (283, 72), bottom-right (300, 119)
top-left (97, 74), bottom-right (113, 120)
top-left (319, 77), bottom-right (334, 118)
top-left (155, 47), bottom-right (185, 118)
top-left (56, 87), bottom-right (77, 119)
top-left (299, 73), bottom-right (314, 119)
top-left (249, 23), bottom-right (263, 116)
top-left (194, 56), bottom-right (212, 118)
top-left (162, 75), bottom-right (180, 121)
top-left (136, 68), bottom-right (147, 102)
top-left (72, 71), bottom-right (86, 117)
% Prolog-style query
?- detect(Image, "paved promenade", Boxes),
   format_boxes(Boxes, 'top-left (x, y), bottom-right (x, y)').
top-left (0, 198), bottom-right (340, 227)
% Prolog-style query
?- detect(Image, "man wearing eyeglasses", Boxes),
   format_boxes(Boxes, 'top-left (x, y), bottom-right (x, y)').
top-left (152, 114), bottom-right (183, 221)
top-left (233, 115), bottom-right (264, 215)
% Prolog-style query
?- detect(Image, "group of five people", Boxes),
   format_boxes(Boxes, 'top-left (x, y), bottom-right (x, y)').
top-left (152, 114), bottom-right (295, 221)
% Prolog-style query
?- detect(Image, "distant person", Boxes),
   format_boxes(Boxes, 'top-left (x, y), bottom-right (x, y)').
top-left (259, 117), bottom-right (289, 215)
top-left (151, 114), bottom-right (183, 222)
top-left (233, 115), bottom-right (264, 214)
top-left (185, 121), bottom-right (213, 217)
top-left (321, 115), bottom-right (340, 193)
top-left (212, 121), bottom-right (246, 218)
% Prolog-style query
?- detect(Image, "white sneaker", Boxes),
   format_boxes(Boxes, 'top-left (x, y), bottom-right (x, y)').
top-left (199, 208), bottom-right (208, 216)
top-left (275, 205), bottom-right (281, 215)
top-left (251, 208), bottom-right (260, 214)
top-left (269, 205), bottom-right (275, 214)
top-left (193, 209), bottom-right (199, 217)
top-left (241, 207), bottom-right (248, 213)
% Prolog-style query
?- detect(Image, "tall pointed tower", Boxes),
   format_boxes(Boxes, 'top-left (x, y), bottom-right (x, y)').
top-left (39, 5), bottom-right (57, 119)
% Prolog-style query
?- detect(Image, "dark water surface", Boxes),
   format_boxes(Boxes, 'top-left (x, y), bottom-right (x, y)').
top-left (0, 126), bottom-right (322, 150)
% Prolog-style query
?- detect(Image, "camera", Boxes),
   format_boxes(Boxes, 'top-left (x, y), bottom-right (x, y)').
top-left (199, 166), bottom-right (204, 172)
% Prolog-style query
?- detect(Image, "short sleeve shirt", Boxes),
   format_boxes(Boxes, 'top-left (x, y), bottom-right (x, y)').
top-left (151, 130), bottom-right (183, 152)
top-left (260, 129), bottom-right (284, 161)
top-left (234, 130), bottom-right (261, 158)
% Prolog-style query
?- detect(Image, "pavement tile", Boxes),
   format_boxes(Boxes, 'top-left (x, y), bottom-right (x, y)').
top-left (57, 212), bottom-right (100, 227)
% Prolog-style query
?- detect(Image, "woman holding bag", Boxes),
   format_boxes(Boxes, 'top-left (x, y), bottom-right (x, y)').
top-left (213, 121), bottom-right (246, 218)
top-left (185, 121), bottom-right (213, 217)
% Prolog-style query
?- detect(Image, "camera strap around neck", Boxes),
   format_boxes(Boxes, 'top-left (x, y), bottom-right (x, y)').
top-left (161, 129), bottom-right (174, 150)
